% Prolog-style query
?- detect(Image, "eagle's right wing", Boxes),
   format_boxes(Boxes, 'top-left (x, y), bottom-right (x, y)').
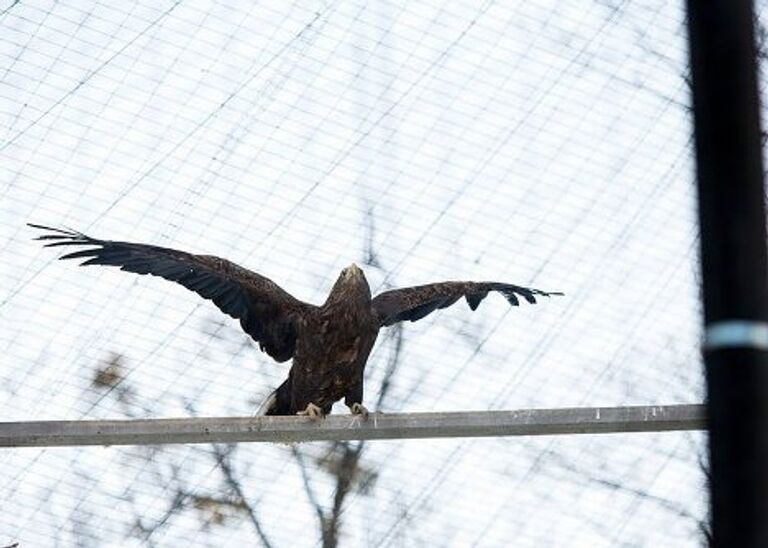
top-left (30, 224), bottom-right (315, 362)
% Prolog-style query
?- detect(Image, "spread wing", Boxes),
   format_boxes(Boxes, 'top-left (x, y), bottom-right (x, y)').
top-left (29, 224), bottom-right (315, 362)
top-left (371, 281), bottom-right (562, 327)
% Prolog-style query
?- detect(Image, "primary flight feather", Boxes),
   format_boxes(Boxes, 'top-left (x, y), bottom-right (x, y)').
top-left (30, 223), bottom-right (562, 418)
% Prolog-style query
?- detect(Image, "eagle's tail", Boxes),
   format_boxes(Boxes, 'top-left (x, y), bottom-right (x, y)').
top-left (254, 378), bottom-right (292, 416)
top-left (254, 391), bottom-right (277, 416)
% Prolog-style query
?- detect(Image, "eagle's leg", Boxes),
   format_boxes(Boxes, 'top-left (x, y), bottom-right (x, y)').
top-left (345, 382), bottom-right (369, 420)
top-left (297, 402), bottom-right (324, 419)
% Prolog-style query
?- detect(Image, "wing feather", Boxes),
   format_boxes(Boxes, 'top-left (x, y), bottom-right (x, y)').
top-left (29, 223), bottom-right (315, 362)
top-left (371, 281), bottom-right (561, 327)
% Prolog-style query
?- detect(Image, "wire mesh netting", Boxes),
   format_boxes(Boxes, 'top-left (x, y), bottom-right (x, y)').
top-left (2, 0), bottom-right (710, 546)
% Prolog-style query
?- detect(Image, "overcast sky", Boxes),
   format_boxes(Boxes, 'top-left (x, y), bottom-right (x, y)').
top-left (2, 1), bottom-right (713, 546)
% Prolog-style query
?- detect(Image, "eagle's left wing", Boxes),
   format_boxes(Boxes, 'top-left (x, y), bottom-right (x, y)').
top-left (371, 281), bottom-right (562, 327)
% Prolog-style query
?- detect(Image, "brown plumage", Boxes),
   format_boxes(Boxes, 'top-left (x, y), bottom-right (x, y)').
top-left (29, 223), bottom-right (562, 418)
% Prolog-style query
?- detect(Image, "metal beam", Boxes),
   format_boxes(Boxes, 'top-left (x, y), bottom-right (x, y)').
top-left (0, 404), bottom-right (705, 448)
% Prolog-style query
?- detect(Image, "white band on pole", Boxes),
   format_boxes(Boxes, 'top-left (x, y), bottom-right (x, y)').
top-left (704, 320), bottom-right (768, 350)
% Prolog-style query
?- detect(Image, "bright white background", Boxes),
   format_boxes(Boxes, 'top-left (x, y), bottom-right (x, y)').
top-left (2, 1), bottom-right (712, 546)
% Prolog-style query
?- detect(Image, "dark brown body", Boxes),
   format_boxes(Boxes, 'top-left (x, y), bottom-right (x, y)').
top-left (266, 268), bottom-right (380, 415)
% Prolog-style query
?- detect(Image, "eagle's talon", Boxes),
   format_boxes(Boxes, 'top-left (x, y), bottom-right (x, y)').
top-left (350, 403), bottom-right (369, 419)
top-left (297, 402), bottom-right (324, 419)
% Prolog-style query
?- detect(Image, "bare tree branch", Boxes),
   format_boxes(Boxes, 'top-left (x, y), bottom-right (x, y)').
top-left (291, 446), bottom-right (327, 524)
top-left (210, 444), bottom-right (275, 548)
top-left (290, 206), bottom-right (405, 547)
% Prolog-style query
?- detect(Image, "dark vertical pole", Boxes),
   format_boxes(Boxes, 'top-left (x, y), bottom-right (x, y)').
top-left (686, 1), bottom-right (768, 546)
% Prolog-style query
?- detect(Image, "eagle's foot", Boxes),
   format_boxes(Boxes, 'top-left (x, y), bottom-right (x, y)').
top-left (349, 402), bottom-right (369, 420)
top-left (297, 402), bottom-right (324, 419)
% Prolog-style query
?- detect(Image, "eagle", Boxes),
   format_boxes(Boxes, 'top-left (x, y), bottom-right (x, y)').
top-left (30, 223), bottom-right (562, 418)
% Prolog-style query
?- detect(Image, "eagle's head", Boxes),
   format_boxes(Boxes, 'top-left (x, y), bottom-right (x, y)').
top-left (327, 263), bottom-right (371, 304)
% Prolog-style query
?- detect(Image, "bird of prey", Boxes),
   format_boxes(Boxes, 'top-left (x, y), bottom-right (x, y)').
top-left (30, 223), bottom-right (562, 418)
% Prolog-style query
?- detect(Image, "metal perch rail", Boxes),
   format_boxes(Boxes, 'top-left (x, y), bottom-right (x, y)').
top-left (0, 404), bottom-right (704, 448)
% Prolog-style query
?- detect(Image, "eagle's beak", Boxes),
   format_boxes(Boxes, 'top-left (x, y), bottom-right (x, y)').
top-left (343, 263), bottom-right (363, 279)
